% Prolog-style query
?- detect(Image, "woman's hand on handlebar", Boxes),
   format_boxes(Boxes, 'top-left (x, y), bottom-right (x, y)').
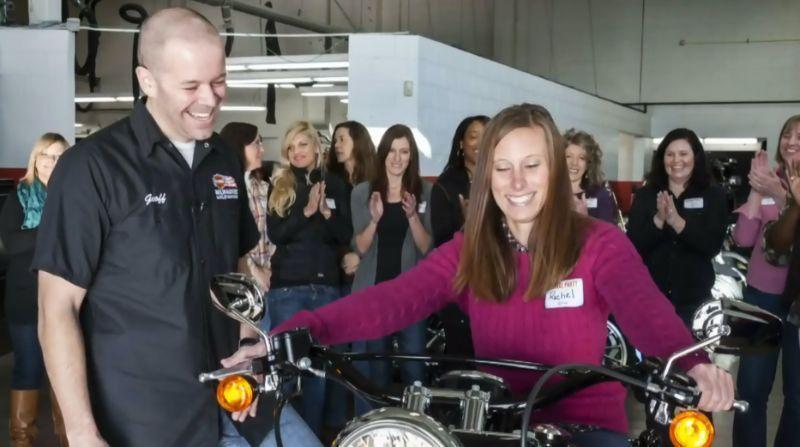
top-left (687, 363), bottom-right (734, 412)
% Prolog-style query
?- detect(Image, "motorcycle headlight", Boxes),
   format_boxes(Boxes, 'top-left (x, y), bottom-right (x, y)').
top-left (216, 375), bottom-right (255, 413)
top-left (669, 410), bottom-right (714, 447)
top-left (334, 407), bottom-right (462, 447)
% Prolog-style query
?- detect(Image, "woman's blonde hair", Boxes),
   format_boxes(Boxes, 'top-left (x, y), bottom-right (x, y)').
top-left (21, 132), bottom-right (69, 186)
top-left (268, 121), bottom-right (323, 217)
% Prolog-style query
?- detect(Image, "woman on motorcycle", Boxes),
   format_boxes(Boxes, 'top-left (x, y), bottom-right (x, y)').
top-left (233, 104), bottom-right (735, 447)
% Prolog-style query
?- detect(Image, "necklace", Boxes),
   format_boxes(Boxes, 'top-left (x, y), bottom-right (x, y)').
top-left (501, 218), bottom-right (529, 253)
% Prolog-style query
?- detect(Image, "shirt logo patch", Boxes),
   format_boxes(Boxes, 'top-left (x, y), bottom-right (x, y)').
top-left (545, 278), bottom-right (584, 309)
top-left (585, 197), bottom-right (598, 209)
top-left (212, 174), bottom-right (239, 200)
top-left (144, 193), bottom-right (167, 206)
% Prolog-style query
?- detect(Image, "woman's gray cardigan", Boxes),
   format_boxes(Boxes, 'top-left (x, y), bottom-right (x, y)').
top-left (350, 180), bottom-right (434, 293)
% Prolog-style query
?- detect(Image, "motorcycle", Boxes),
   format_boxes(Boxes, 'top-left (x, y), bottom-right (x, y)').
top-left (200, 273), bottom-right (782, 447)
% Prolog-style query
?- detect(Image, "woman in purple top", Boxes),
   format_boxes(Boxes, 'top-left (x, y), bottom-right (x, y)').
top-left (732, 115), bottom-right (800, 447)
top-left (238, 104), bottom-right (735, 447)
top-left (564, 128), bottom-right (619, 224)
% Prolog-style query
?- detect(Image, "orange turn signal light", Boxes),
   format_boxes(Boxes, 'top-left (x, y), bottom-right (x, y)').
top-left (669, 410), bottom-right (714, 447)
top-left (216, 375), bottom-right (255, 413)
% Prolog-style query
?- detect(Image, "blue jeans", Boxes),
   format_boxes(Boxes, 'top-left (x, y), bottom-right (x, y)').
top-left (364, 319), bottom-right (427, 390)
top-left (218, 407), bottom-right (322, 447)
top-left (8, 323), bottom-right (45, 390)
top-left (774, 319), bottom-right (800, 446)
top-left (733, 286), bottom-right (795, 447)
top-left (265, 285), bottom-right (339, 436)
top-left (570, 429), bottom-right (630, 447)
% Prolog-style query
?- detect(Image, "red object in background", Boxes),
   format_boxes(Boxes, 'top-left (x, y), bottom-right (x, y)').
top-left (0, 168), bottom-right (25, 185)
top-left (608, 181), bottom-right (643, 215)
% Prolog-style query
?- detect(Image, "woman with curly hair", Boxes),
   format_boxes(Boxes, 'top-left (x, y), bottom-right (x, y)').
top-left (563, 129), bottom-right (618, 223)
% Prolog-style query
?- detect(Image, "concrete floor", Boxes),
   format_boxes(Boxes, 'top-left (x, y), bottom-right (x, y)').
top-left (0, 352), bottom-right (785, 446)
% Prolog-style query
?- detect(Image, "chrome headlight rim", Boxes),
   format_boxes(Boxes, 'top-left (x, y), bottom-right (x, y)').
top-left (334, 407), bottom-right (463, 447)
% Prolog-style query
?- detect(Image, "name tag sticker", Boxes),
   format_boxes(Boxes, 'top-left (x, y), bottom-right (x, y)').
top-left (545, 279), bottom-right (584, 309)
top-left (418, 201), bottom-right (427, 213)
top-left (325, 198), bottom-right (337, 209)
top-left (684, 198), bottom-right (704, 209)
top-left (586, 197), bottom-right (598, 209)
top-left (761, 197), bottom-right (776, 206)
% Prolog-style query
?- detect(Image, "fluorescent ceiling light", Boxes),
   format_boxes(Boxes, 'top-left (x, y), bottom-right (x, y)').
top-left (228, 77), bottom-right (313, 84)
top-left (340, 99), bottom-right (349, 104)
top-left (277, 84), bottom-right (296, 89)
top-left (704, 138), bottom-right (758, 145)
top-left (116, 96), bottom-right (135, 102)
top-left (75, 96), bottom-right (117, 103)
top-left (246, 61), bottom-right (349, 70)
top-left (312, 83), bottom-right (334, 88)
top-left (226, 64), bottom-right (248, 71)
top-left (301, 91), bottom-right (348, 97)
top-left (313, 76), bottom-right (349, 83)
top-left (653, 137), bottom-right (759, 145)
top-left (221, 105), bottom-right (267, 112)
top-left (74, 123), bottom-right (84, 127)
top-left (227, 84), bottom-right (271, 89)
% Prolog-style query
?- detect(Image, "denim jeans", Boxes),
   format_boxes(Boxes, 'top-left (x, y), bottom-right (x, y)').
top-left (8, 323), bottom-right (45, 390)
top-left (218, 407), bottom-right (322, 447)
top-left (733, 286), bottom-right (795, 447)
top-left (265, 284), bottom-right (339, 436)
top-left (364, 319), bottom-right (428, 390)
top-left (773, 319), bottom-right (800, 446)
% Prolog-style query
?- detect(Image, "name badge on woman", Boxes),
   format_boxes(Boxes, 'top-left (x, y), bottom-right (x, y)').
top-left (545, 279), bottom-right (584, 309)
top-left (418, 201), bottom-right (427, 213)
top-left (585, 197), bottom-right (598, 209)
top-left (325, 198), bottom-right (337, 209)
top-left (684, 198), bottom-right (704, 209)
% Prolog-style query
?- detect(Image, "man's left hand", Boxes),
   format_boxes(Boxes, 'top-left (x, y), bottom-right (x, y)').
top-left (686, 363), bottom-right (734, 412)
top-left (220, 341), bottom-right (269, 421)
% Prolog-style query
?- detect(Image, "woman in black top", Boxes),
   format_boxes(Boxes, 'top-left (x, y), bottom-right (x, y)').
top-left (0, 133), bottom-right (68, 446)
top-left (326, 120), bottom-right (377, 282)
top-left (266, 121), bottom-right (352, 436)
top-left (430, 115), bottom-right (488, 358)
top-left (350, 124), bottom-right (433, 388)
top-left (431, 115), bottom-right (489, 246)
top-left (627, 128), bottom-right (728, 325)
top-left (324, 121), bottom-right (378, 425)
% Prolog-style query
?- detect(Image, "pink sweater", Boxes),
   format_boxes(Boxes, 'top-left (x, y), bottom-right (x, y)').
top-left (274, 221), bottom-right (706, 433)
top-left (733, 199), bottom-right (788, 295)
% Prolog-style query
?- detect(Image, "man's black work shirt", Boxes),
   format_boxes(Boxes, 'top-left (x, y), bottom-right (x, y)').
top-left (32, 100), bottom-right (259, 447)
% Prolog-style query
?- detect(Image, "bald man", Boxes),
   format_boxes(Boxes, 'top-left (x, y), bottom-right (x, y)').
top-left (33, 8), bottom-right (265, 446)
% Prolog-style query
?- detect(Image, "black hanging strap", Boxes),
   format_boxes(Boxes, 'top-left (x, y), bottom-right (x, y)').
top-left (119, 3), bottom-right (148, 101)
top-left (264, 1), bottom-right (281, 124)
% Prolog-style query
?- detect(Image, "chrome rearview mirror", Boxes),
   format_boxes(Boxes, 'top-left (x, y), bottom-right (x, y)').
top-left (209, 273), bottom-right (270, 351)
top-left (691, 298), bottom-right (782, 355)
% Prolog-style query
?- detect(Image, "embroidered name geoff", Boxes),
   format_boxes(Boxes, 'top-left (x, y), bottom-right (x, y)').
top-left (213, 174), bottom-right (239, 200)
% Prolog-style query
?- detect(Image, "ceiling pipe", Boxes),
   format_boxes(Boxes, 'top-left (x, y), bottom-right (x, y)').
top-left (193, 0), bottom-right (351, 34)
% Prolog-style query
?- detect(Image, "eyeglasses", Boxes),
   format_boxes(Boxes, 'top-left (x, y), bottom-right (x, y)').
top-left (38, 153), bottom-right (61, 163)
